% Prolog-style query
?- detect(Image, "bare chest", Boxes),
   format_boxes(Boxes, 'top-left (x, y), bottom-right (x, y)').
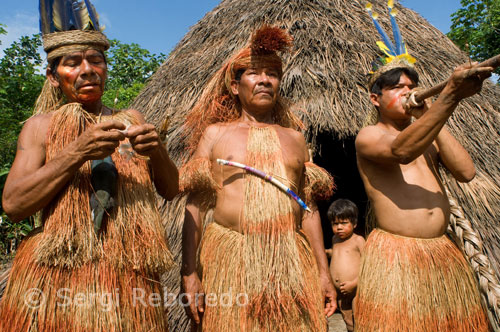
top-left (332, 239), bottom-right (360, 259)
top-left (398, 148), bottom-right (441, 186)
top-left (211, 125), bottom-right (305, 188)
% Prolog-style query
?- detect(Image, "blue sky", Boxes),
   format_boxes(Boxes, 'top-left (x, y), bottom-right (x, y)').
top-left (0, 0), bottom-right (462, 58)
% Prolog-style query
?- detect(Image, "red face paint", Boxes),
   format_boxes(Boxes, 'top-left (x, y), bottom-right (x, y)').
top-left (386, 94), bottom-right (400, 110)
top-left (55, 50), bottom-right (107, 104)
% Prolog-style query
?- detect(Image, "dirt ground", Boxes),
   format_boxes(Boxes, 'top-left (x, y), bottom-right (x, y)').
top-left (328, 312), bottom-right (347, 332)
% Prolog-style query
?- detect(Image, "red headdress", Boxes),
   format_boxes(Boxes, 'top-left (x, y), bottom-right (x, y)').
top-left (184, 25), bottom-right (301, 153)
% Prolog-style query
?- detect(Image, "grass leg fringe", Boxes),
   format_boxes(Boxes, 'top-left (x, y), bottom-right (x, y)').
top-left (354, 229), bottom-right (490, 332)
top-left (0, 233), bottom-right (169, 332)
top-left (199, 223), bottom-right (326, 332)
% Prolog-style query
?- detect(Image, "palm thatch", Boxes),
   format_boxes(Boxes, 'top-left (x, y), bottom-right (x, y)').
top-left (0, 262), bottom-right (12, 296)
top-left (132, 0), bottom-right (500, 330)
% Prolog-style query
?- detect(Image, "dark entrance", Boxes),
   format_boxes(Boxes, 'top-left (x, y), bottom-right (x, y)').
top-left (312, 131), bottom-right (368, 250)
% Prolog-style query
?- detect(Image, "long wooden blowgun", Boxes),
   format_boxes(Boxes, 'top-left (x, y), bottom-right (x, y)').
top-left (405, 54), bottom-right (500, 107)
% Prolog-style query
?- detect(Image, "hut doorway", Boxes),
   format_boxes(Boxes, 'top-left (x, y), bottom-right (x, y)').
top-left (312, 131), bottom-right (368, 249)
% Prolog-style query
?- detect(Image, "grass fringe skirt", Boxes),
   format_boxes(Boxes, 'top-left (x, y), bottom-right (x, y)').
top-left (199, 222), bottom-right (326, 332)
top-left (0, 232), bottom-right (168, 332)
top-left (354, 228), bottom-right (490, 332)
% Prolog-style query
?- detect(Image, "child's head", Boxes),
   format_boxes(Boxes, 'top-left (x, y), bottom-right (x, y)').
top-left (327, 199), bottom-right (358, 239)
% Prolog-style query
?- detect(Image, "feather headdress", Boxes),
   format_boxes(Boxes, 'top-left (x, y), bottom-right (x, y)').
top-left (366, 1), bottom-right (417, 88)
top-left (39, 0), bottom-right (103, 35)
top-left (34, 0), bottom-right (109, 115)
top-left (39, 0), bottom-right (109, 61)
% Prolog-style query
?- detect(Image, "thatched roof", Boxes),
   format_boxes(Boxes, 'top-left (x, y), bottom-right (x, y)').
top-left (132, 0), bottom-right (500, 329)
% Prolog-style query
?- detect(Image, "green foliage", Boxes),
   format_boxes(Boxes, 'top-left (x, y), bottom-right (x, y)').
top-left (0, 212), bottom-right (33, 262)
top-left (0, 29), bottom-right (43, 256)
top-left (448, 0), bottom-right (500, 77)
top-left (0, 33), bottom-right (45, 168)
top-left (0, 23), bottom-right (6, 42)
top-left (104, 39), bottom-right (166, 108)
top-left (102, 82), bottom-right (145, 110)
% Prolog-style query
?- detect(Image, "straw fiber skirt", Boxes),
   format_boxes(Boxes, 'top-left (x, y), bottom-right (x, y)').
top-left (0, 232), bottom-right (168, 332)
top-left (354, 228), bottom-right (489, 332)
top-left (199, 222), bottom-right (326, 332)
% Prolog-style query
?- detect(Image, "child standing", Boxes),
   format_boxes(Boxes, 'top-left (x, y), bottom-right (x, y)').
top-left (326, 199), bottom-right (365, 332)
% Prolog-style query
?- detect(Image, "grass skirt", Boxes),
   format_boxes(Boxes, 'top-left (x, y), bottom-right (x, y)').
top-left (354, 228), bottom-right (490, 332)
top-left (0, 232), bottom-right (168, 332)
top-left (199, 222), bottom-right (326, 332)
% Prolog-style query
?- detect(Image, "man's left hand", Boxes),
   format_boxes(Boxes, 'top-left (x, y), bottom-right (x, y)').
top-left (126, 124), bottom-right (163, 157)
top-left (321, 274), bottom-right (337, 317)
top-left (404, 88), bottom-right (431, 119)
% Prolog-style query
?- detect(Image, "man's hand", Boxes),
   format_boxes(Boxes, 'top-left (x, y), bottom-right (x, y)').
top-left (444, 62), bottom-right (494, 102)
top-left (181, 272), bottom-right (205, 325)
top-left (339, 280), bottom-right (356, 295)
top-left (126, 124), bottom-right (163, 157)
top-left (321, 274), bottom-right (337, 317)
top-left (403, 88), bottom-right (431, 119)
top-left (73, 120), bottom-right (126, 161)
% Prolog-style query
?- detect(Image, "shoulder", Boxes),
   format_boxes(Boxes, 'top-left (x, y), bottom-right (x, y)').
top-left (354, 234), bottom-right (366, 246)
top-left (355, 125), bottom-right (386, 154)
top-left (277, 126), bottom-right (309, 158)
top-left (20, 113), bottom-right (53, 144)
top-left (355, 125), bottom-right (384, 145)
top-left (123, 108), bottom-right (146, 123)
top-left (204, 123), bottom-right (227, 137)
top-left (193, 123), bottom-right (227, 158)
top-left (13, 113), bottom-right (53, 158)
top-left (25, 112), bottom-right (53, 127)
top-left (200, 123), bottom-right (229, 145)
top-left (279, 126), bottom-right (305, 142)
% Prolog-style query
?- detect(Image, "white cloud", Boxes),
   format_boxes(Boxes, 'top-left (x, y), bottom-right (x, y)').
top-left (0, 11), bottom-right (39, 58)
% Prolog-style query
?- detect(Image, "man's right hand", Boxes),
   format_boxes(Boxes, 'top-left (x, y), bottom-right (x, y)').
top-left (72, 120), bottom-right (126, 161)
top-left (444, 62), bottom-right (494, 103)
top-left (181, 272), bottom-right (205, 325)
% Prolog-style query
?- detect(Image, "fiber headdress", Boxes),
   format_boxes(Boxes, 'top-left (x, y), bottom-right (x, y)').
top-left (35, 0), bottom-right (109, 114)
top-left (184, 25), bottom-right (301, 153)
top-left (224, 25), bottom-right (293, 97)
top-left (40, 0), bottom-right (109, 61)
top-left (366, 0), bottom-right (417, 89)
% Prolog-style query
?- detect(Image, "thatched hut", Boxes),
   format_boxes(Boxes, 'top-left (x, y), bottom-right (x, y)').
top-left (132, 0), bottom-right (500, 329)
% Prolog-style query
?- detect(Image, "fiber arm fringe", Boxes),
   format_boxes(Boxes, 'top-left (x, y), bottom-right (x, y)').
top-left (303, 162), bottom-right (334, 205)
top-left (179, 157), bottom-right (218, 207)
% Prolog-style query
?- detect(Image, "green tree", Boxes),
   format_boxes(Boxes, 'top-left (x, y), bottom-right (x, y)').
top-left (448, 0), bottom-right (500, 77)
top-left (0, 33), bottom-right (45, 169)
top-left (102, 39), bottom-right (166, 109)
top-left (0, 24), bottom-right (7, 41)
top-left (0, 27), bottom-right (42, 255)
